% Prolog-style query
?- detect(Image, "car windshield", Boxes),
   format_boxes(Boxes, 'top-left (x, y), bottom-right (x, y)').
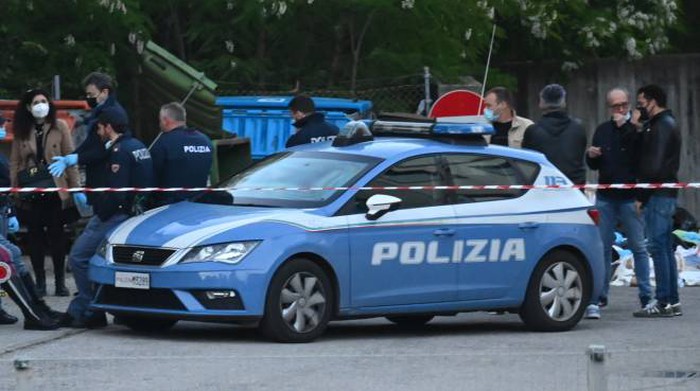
top-left (201, 151), bottom-right (381, 208)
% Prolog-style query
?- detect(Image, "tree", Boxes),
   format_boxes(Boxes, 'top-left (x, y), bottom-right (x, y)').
top-left (0, 0), bottom-right (149, 98)
top-left (0, 0), bottom-right (687, 99)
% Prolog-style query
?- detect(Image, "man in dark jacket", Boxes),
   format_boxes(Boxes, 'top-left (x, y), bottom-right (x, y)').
top-left (584, 88), bottom-right (651, 319)
top-left (523, 84), bottom-right (587, 185)
top-left (149, 102), bottom-right (213, 207)
top-left (285, 95), bottom-right (339, 148)
top-left (48, 72), bottom-right (128, 208)
top-left (60, 107), bottom-right (153, 328)
top-left (632, 84), bottom-right (682, 318)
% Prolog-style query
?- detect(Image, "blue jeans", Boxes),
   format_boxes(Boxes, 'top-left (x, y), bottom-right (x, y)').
top-left (595, 195), bottom-right (652, 306)
top-left (643, 195), bottom-right (678, 305)
top-left (67, 214), bottom-right (128, 320)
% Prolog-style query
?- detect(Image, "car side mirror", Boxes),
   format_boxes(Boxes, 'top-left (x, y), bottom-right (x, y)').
top-left (365, 194), bottom-right (402, 221)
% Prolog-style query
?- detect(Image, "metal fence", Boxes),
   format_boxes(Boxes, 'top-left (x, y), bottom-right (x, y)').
top-left (216, 76), bottom-right (428, 115)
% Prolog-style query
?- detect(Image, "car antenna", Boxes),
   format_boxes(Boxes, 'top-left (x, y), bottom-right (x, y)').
top-left (477, 23), bottom-right (498, 115)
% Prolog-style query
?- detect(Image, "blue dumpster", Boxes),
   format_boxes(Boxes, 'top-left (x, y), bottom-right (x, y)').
top-left (216, 96), bottom-right (373, 159)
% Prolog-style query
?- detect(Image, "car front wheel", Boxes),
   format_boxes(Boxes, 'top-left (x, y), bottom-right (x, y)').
top-left (259, 258), bottom-right (333, 343)
top-left (519, 249), bottom-right (590, 331)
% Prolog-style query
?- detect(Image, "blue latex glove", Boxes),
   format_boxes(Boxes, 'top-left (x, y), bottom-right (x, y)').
top-left (73, 192), bottom-right (90, 216)
top-left (7, 216), bottom-right (19, 234)
top-left (49, 154), bottom-right (78, 177)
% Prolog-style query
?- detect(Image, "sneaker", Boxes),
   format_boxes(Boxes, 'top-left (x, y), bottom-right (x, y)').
top-left (598, 297), bottom-right (608, 308)
top-left (671, 303), bottom-right (682, 317)
top-left (640, 297), bottom-right (652, 308)
top-left (585, 304), bottom-right (601, 319)
top-left (633, 302), bottom-right (673, 318)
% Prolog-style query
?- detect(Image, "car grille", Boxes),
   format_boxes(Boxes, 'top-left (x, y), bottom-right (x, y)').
top-left (96, 286), bottom-right (186, 311)
top-left (112, 246), bottom-right (176, 266)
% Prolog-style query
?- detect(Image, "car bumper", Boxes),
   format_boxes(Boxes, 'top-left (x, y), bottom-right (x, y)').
top-left (89, 255), bottom-right (269, 322)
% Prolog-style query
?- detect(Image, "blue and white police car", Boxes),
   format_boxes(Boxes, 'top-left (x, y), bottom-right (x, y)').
top-left (89, 115), bottom-right (604, 342)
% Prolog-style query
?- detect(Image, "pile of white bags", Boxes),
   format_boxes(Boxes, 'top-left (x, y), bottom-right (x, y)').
top-left (609, 230), bottom-right (700, 287)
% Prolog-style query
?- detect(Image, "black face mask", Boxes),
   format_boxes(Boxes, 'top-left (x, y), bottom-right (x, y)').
top-left (86, 97), bottom-right (99, 109)
top-left (636, 105), bottom-right (649, 121)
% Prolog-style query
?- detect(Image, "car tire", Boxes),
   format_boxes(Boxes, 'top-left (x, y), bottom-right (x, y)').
top-left (519, 249), bottom-right (590, 332)
top-left (386, 315), bottom-right (434, 328)
top-left (259, 258), bottom-right (333, 343)
top-left (119, 316), bottom-right (178, 333)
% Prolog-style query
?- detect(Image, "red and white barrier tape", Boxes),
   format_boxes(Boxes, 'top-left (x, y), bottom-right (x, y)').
top-left (0, 183), bottom-right (699, 193)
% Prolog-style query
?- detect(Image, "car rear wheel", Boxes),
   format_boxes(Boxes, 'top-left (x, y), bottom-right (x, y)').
top-left (386, 315), bottom-right (434, 328)
top-left (119, 315), bottom-right (178, 333)
top-left (259, 258), bottom-right (333, 343)
top-left (519, 249), bottom-right (590, 331)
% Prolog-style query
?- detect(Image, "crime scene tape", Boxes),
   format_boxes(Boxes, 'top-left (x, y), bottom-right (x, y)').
top-left (0, 183), bottom-right (699, 193)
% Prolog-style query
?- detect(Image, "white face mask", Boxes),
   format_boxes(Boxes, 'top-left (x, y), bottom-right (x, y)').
top-left (31, 102), bottom-right (50, 119)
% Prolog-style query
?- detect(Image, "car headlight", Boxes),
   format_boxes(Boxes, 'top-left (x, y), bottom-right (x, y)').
top-left (179, 241), bottom-right (260, 265)
top-left (96, 240), bottom-right (109, 259)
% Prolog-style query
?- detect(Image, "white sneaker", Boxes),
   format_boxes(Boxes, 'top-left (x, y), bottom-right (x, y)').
top-left (585, 304), bottom-right (601, 319)
top-left (671, 303), bottom-right (682, 316)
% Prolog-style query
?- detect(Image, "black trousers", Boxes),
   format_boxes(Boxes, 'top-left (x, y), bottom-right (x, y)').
top-left (17, 193), bottom-right (67, 287)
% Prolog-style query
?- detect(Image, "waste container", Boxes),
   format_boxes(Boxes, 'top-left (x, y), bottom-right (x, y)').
top-left (138, 40), bottom-right (222, 143)
top-left (215, 96), bottom-right (372, 160)
top-left (210, 137), bottom-right (252, 184)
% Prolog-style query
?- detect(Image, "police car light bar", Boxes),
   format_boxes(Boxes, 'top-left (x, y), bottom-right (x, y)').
top-left (371, 118), bottom-right (494, 138)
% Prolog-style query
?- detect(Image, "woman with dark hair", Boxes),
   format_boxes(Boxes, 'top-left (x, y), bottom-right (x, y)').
top-left (10, 89), bottom-right (80, 297)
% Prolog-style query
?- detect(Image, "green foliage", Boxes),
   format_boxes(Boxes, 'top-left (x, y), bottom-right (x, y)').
top-left (0, 0), bottom-right (689, 102)
top-left (0, 0), bottom-right (150, 98)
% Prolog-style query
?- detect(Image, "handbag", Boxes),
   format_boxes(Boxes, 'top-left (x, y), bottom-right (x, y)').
top-left (17, 165), bottom-right (55, 201)
top-left (17, 126), bottom-right (55, 202)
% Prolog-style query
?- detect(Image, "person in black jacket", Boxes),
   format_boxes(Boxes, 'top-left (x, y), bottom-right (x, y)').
top-left (48, 72), bottom-right (128, 209)
top-left (584, 88), bottom-right (652, 319)
top-left (631, 84), bottom-right (682, 318)
top-left (285, 95), bottom-right (339, 148)
top-left (60, 107), bottom-right (154, 328)
top-left (149, 102), bottom-right (213, 207)
top-left (523, 84), bottom-right (587, 185)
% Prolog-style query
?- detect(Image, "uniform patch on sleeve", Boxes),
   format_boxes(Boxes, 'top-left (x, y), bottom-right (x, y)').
top-left (111, 164), bottom-right (121, 173)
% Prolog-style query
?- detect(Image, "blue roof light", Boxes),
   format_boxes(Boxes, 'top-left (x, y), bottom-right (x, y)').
top-left (432, 122), bottom-right (494, 135)
top-left (369, 115), bottom-right (495, 139)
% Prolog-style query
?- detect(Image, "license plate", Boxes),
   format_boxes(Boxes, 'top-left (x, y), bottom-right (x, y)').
top-left (115, 272), bottom-right (150, 290)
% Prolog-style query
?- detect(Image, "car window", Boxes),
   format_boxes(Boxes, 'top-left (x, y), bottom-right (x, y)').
top-left (443, 154), bottom-right (539, 203)
top-left (205, 151), bottom-right (381, 208)
top-left (340, 155), bottom-right (448, 214)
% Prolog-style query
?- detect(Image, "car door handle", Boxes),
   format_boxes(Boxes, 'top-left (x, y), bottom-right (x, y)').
top-left (433, 228), bottom-right (456, 237)
top-left (518, 222), bottom-right (540, 230)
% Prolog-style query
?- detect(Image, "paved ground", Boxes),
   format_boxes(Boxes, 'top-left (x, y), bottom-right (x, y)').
top-left (0, 263), bottom-right (697, 391)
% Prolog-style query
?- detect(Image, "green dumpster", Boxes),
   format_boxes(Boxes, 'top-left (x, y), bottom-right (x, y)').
top-left (210, 137), bottom-right (253, 184)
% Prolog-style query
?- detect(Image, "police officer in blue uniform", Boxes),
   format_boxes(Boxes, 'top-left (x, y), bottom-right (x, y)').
top-left (285, 95), bottom-right (339, 148)
top-left (60, 107), bottom-right (154, 328)
top-left (149, 102), bottom-right (212, 207)
top-left (48, 72), bottom-right (128, 210)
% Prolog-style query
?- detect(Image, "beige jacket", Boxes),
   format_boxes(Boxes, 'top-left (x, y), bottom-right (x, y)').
top-left (485, 111), bottom-right (534, 148)
top-left (10, 119), bottom-right (80, 208)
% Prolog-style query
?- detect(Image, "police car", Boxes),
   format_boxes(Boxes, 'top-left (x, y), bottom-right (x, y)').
top-left (89, 115), bottom-right (604, 342)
